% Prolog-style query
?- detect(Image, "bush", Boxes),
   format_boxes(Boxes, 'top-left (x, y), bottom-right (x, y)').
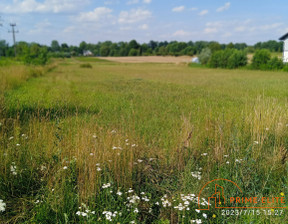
top-left (80, 63), bottom-right (92, 68)
top-left (251, 49), bottom-right (271, 69)
top-left (227, 50), bottom-right (247, 69)
top-left (198, 48), bottom-right (211, 65)
top-left (209, 49), bottom-right (247, 69)
top-left (266, 57), bottom-right (283, 70)
top-left (22, 44), bottom-right (49, 65)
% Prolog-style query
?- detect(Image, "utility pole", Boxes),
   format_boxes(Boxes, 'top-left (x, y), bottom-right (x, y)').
top-left (9, 23), bottom-right (18, 57)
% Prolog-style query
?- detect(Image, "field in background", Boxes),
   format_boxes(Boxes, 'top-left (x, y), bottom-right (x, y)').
top-left (99, 56), bottom-right (193, 64)
top-left (1, 57), bottom-right (288, 223)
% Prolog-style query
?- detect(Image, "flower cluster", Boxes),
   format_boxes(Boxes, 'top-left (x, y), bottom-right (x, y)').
top-left (102, 211), bottom-right (121, 221)
top-left (191, 167), bottom-right (202, 180)
top-left (10, 162), bottom-right (17, 175)
top-left (161, 194), bottom-right (172, 207)
top-left (76, 204), bottom-right (96, 217)
top-left (190, 219), bottom-right (202, 223)
top-left (102, 183), bottom-right (111, 189)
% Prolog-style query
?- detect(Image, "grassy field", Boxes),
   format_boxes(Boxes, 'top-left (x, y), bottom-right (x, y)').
top-left (1, 57), bottom-right (288, 223)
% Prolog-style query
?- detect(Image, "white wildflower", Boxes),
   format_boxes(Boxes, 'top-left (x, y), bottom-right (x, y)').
top-left (0, 200), bottom-right (6, 212)
top-left (97, 167), bottom-right (102, 172)
top-left (134, 208), bottom-right (139, 213)
top-left (127, 188), bottom-right (134, 193)
top-left (137, 159), bottom-right (143, 163)
top-left (9, 136), bottom-right (14, 140)
top-left (254, 141), bottom-right (259, 145)
top-left (63, 166), bottom-right (68, 170)
top-left (201, 153), bottom-right (208, 156)
top-left (117, 191), bottom-right (122, 196)
top-left (10, 163), bottom-right (17, 175)
top-left (90, 153), bottom-right (94, 156)
top-left (102, 183), bottom-right (111, 189)
top-left (203, 213), bottom-right (207, 218)
top-left (16, 144), bottom-right (20, 147)
top-left (111, 130), bottom-right (116, 134)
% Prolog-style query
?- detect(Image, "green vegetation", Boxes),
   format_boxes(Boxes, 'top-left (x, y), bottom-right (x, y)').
top-left (0, 38), bottom-right (284, 59)
top-left (209, 49), bottom-right (247, 69)
top-left (1, 59), bottom-right (288, 223)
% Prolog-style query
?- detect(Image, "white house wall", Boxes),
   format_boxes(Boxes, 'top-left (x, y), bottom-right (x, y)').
top-left (283, 39), bottom-right (288, 63)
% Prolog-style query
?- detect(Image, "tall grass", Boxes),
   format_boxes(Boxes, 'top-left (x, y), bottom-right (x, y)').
top-left (0, 58), bottom-right (288, 223)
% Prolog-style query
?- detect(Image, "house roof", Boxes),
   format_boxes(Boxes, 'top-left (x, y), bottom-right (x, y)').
top-left (279, 33), bottom-right (288, 40)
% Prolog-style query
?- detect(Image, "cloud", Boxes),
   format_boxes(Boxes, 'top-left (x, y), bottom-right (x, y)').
top-left (172, 6), bottom-right (185, 12)
top-left (143, 0), bottom-right (151, 4)
top-left (204, 27), bottom-right (218, 34)
top-left (127, 0), bottom-right (139, 5)
top-left (198, 10), bottom-right (208, 16)
top-left (118, 9), bottom-right (152, 24)
top-left (78, 7), bottom-right (114, 23)
top-left (139, 24), bottom-right (148, 30)
top-left (0, 0), bottom-right (89, 13)
top-left (216, 2), bottom-right (231, 12)
top-left (189, 7), bottom-right (198, 11)
top-left (173, 30), bottom-right (190, 37)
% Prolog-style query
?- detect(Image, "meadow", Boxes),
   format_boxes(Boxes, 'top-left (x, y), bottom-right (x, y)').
top-left (0, 57), bottom-right (288, 223)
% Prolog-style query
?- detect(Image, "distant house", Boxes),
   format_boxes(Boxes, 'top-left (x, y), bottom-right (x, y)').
top-left (83, 50), bottom-right (93, 56)
top-left (279, 33), bottom-right (288, 62)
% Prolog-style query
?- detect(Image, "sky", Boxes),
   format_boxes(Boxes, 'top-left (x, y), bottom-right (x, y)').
top-left (0, 0), bottom-right (288, 46)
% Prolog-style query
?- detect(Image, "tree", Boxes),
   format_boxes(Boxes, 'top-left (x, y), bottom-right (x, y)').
top-left (51, 40), bottom-right (60, 52)
top-left (251, 49), bottom-right (271, 69)
top-left (209, 41), bottom-right (221, 52)
top-left (79, 41), bottom-right (88, 52)
top-left (100, 45), bottom-right (110, 56)
top-left (198, 48), bottom-right (211, 65)
top-left (128, 40), bottom-right (139, 50)
top-left (61, 43), bottom-right (69, 52)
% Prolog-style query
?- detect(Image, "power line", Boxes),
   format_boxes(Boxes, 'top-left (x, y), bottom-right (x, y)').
top-left (8, 23), bottom-right (18, 57)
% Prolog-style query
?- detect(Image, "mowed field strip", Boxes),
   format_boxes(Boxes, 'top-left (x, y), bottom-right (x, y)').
top-left (99, 56), bottom-right (193, 64)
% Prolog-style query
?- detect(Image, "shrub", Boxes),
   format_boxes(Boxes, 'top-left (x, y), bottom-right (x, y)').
top-left (80, 63), bottom-right (92, 68)
top-left (227, 50), bottom-right (247, 69)
top-left (198, 48), bottom-right (211, 65)
top-left (209, 49), bottom-right (247, 69)
top-left (251, 49), bottom-right (271, 69)
top-left (22, 44), bottom-right (49, 65)
top-left (266, 56), bottom-right (283, 70)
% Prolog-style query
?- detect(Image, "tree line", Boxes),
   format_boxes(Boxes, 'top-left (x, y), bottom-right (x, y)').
top-left (0, 39), bottom-right (284, 65)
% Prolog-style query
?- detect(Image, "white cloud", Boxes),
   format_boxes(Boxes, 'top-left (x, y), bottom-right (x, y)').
top-left (204, 27), bottom-right (218, 34)
top-left (189, 7), bottom-right (198, 11)
top-left (78, 7), bottom-right (114, 23)
top-left (118, 9), bottom-right (152, 24)
top-left (0, 0), bottom-right (89, 13)
top-left (127, 0), bottom-right (139, 5)
top-left (63, 26), bottom-right (76, 33)
top-left (198, 10), bottom-right (208, 16)
top-left (139, 24), bottom-right (149, 30)
top-left (216, 2), bottom-right (231, 12)
top-left (173, 30), bottom-right (190, 37)
top-left (172, 6), bottom-right (185, 12)
top-left (143, 0), bottom-right (151, 4)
